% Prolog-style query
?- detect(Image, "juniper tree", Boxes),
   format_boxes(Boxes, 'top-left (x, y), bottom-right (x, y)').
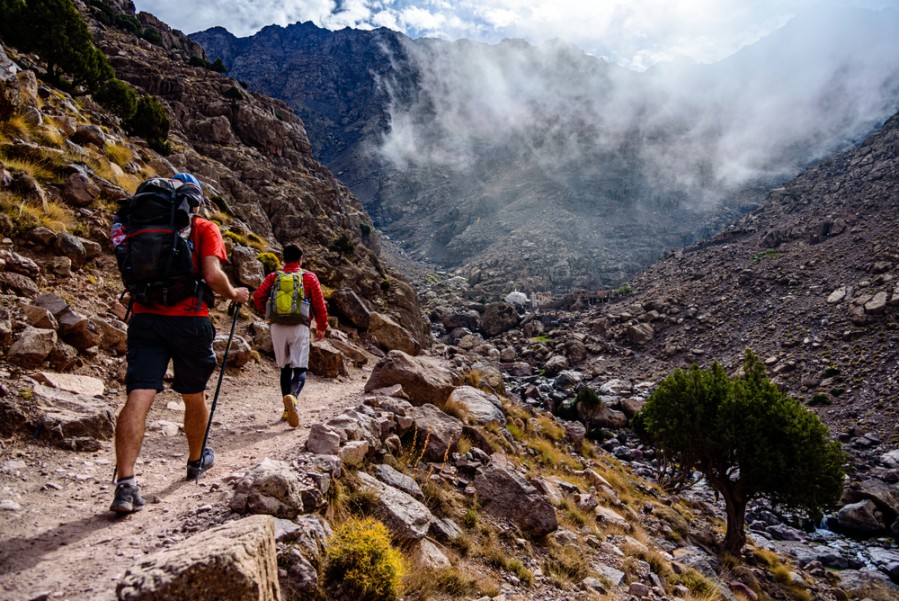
top-left (633, 349), bottom-right (844, 554)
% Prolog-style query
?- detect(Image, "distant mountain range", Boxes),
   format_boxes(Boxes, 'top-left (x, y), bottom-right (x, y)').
top-left (192, 6), bottom-right (899, 296)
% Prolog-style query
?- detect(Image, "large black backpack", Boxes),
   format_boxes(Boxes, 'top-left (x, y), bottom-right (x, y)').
top-left (113, 177), bottom-right (206, 307)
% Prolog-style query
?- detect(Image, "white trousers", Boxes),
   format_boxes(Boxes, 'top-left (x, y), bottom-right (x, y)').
top-left (271, 323), bottom-right (310, 369)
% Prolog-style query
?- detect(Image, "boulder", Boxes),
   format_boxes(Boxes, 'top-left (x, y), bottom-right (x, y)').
top-left (356, 471), bottom-right (433, 541)
top-left (116, 515), bottom-right (280, 601)
top-left (305, 423), bottom-right (341, 455)
top-left (364, 351), bottom-right (460, 408)
top-left (213, 334), bottom-right (253, 368)
top-left (407, 403), bottom-right (464, 463)
top-left (834, 500), bottom-right (886, 536)
top-left (62, 167), bottom-right (100, 207)
top-left (330, 288), bottom-right (371, 329)
top-left (0, 272), bottom-right (39, 298)
top-left (31, 382), bottom-right (114, 451)
top-left (372, 463), bottom-right (424, 500)
top-left (230, 458), bottom-right (308, 518)
top-left (474, 458), bottom-right (558, 537)
top-left (445, 386), bottom-right (506, 425)
top-left (480, 301), bottom-right (519, 337)
top-left (8, 327), bottom-right (56, 368)
top-left (57, 311), bottom-right (101, 350)
top-left (53, 232), bottom-right (87, 268)
top-left (309, 339), bottom-right (344, 378)
top-left (230, 245), bottom-right (265, 288)
top-left (368, 311), bottom-right (420, 355)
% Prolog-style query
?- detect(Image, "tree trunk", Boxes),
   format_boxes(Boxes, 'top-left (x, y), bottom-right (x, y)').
top-left (722, 485), bottom-right (747, 554)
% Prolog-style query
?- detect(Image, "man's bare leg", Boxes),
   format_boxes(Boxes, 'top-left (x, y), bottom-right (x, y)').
top-left (114, 389), bottom-right (157, 479)
top-left (181, 391), bottom-right (209, 463)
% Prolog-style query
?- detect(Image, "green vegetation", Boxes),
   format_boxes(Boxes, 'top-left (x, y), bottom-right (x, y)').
top-left (751, 248), bottom-right (782, 264)
top-left (126, 95), bottom-right (171, 154)
top-left (612, 283), bottom-right (632, 296)
top-left (330, 233), bottom-right (356, 256)
top-left (223, 86), bottom-right (244, 101)
top-left (2, 0), bottom-right (113, 94)
top-left (360, 221), bottom-right (372, 237)
top-left (324, 517), bottom-right (406, 601)
top-left (95, 78), bottom-right (138, 120)
top-left (189, 55), bottom-right (227, 72)
top-left (256, 252), bottom-right (280, 274)
top-left (87, 0), bottom-right (142, 35)
top-left (633, 350), bottom-right (845, 553)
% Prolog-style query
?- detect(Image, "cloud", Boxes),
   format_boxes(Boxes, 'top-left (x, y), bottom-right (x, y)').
top-left (134, 0), bottom-right (899, 70)
top-left (375, 5), bottom-right (899, 211)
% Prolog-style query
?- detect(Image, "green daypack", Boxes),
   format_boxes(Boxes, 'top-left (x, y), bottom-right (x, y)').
top-left (266, 270), bottom-right (310, 325)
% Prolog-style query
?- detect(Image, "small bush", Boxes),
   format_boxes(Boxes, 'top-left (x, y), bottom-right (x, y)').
top-left (257, 252), bottom-right (280, 274)
top-left (330, 233), bottom-right (356, 256)
top-left (222, 230), bottom-right (247, 245)
top-left (126, 95), bottom-right (170, 151)
top-left (807, 393), bottom-right (831, 406)
top-left (325, 517), bottom-right (406, 601)
top-left (95, 78), bottom-right (138, 120)
top-left (575, 386), bottom-right (603, 412)
top-left (209, 194), bottom-right (231, 214)
top-left (360, 221), bottom-right (372, 237)
top-left (224, 86), bottom-right (243, 101)
top-left (141, 26), bottom-right (163, 46)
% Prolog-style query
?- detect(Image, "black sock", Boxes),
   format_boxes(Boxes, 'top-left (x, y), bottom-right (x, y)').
top-left (280, 366), bottom-right (292, 396)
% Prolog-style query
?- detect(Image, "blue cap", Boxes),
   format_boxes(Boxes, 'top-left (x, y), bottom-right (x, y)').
top-left (172, 173), bottom-right (202, 192)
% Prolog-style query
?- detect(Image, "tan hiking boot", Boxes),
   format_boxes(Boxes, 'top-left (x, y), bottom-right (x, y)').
top-left (283, 394), bottom-right (299, 428)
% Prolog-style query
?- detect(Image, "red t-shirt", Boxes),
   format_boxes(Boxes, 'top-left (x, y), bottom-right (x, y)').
top-left (132, 217), bottom-right (227, 317)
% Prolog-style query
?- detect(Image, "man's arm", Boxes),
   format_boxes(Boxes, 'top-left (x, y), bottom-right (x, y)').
top-left (201, 255), bottom-right (249, 304)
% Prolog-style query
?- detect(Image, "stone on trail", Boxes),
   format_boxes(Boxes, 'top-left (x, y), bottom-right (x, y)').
top-left (116, 514), bottom-right (279, 601)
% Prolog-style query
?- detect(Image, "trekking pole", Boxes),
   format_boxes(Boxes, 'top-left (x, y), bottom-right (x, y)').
top-left (195, 301), bottom-right (241, 482)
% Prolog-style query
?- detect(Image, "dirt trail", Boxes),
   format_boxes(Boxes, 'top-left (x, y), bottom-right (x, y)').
top-left (0, 360), bottom-right (372, 601)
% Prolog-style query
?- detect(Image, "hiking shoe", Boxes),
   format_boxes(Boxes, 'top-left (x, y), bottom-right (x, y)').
top-left (186, 447), bottom-right (215, 480)
top-left (283, 394), bottom-right (299, 428)
top-left (110, 482), bottom-right (145, 514)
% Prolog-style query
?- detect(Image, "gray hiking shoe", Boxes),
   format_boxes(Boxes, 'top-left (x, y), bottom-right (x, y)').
top-left (186, 447), bottom-right (215, 480)
top-left (110, 482), bottom-right (145, 514)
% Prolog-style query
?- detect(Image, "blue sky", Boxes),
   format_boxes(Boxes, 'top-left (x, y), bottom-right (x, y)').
top-left (132, 0), bottom-right (898, 70)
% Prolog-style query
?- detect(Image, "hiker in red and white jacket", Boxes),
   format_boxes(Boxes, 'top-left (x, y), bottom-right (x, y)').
top-left (252, 244), bottom-right (328, 428)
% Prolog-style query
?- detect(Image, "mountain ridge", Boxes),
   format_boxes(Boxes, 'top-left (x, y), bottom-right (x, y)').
top-left (192, 8), bottom-right (899, 296)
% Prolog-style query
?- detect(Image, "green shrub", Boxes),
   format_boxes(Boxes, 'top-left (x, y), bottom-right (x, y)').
top-left (140, 26), bottom-right (163, 47)
top-left (256, 252), bottom-right (280, 274)
top-left (209, 194), bottom-right (231, 214)
top-left (360, 221), bottom-right (372, 237)
top-left (210, 58), bottom-right (227, 73)
top-left (224, 86), bottom-right (243, 101)
top-left (330, 233), bottom-right (356, 256)
top-left (807, 393), bottom-right (831, 406)
top-left (126, 95), bottom-right (170, 152)
top-left (575, 386), bottom-right (603, 412)
top-left (325, 517), bottom-right (406, 601)
top-left (95, 78), bottom-right (138, 120)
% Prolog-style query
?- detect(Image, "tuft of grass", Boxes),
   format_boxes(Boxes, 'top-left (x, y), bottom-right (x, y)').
top-left (104, 141), bottom-right (133, 166)
top-left (443, 396), bottom-right (471, 424)
top-left (0, 156), bottom-right (55, 181)
top-left (558, 497), bottom-right (591, 530)
top-left (544, 542), bottom-right (592, 585)
top-left (0, 113), bottom-right (30, 142)
top-left (535, 414), bottom-right (566, 442)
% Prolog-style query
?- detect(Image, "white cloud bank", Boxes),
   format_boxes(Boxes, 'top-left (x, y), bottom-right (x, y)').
top-left (133, 0), bottom-right (899, 70)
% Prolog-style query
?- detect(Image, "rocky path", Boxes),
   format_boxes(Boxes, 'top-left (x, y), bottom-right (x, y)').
top-left (0, 361), bottom-right (371, 601)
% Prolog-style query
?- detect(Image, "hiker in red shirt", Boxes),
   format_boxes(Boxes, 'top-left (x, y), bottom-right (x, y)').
top-left (110, 173), bottom-right (250, 514)
top-left (252, 244), bottom-right (328, 428)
